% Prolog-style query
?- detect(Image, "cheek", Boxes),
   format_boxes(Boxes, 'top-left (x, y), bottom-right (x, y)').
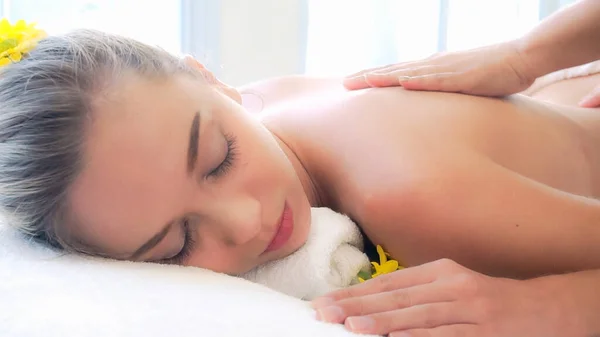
top-left (186, 238), bottom-right (254, 274)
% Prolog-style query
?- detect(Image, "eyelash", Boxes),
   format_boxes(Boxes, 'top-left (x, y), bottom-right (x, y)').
top-left (163, 134), bottom-right (237, 264)
top-left (208, 133), bottom-right (237, 178)
top-left (162, 219), bottom-right (196, 265)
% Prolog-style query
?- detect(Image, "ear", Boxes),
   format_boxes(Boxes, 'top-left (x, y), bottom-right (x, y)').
top-left (182, 55), bottom-right (242, 104)
top-left (183, 55), bottom-right (215, 82)
top-left (182, 55), bottom-right (206, 70)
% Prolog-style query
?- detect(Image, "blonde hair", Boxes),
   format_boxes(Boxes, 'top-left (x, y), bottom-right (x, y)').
top-left (0, 29), bottom-right (196, 252)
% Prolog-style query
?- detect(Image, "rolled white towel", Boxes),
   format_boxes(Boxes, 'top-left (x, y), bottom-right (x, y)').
top-left (240, 207), bottom-right (371, 300)
top-left (522, 60), bottom-right (600, 96)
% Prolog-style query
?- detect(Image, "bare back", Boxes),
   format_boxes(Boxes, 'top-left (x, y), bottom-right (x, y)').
top-left (241, 76), bottom-right (600, 278)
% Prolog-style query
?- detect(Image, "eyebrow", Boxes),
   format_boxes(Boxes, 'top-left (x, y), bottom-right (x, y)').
top-left (187, 112), bottom-right (200, 175)
top-left (130, 221), bottom-right (175, 260)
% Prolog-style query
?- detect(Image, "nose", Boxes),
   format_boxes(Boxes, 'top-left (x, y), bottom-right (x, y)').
top-left (208, 195), bottom-right (262, 246)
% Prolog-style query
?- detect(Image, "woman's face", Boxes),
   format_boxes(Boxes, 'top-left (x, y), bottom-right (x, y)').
top-left (67, 67), bottom-right (312, 274)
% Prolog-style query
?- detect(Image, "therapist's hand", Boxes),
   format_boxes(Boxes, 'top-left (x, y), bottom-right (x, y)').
top-left (311, 259), bottom-right (573, 337)
top-left (579, 84), bottom-right (600, 108)
top-left (344, 40), bottom-right (536, 97)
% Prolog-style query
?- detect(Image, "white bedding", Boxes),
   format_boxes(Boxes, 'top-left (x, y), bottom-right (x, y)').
top-left (0, 225), bottom-right (377, 337)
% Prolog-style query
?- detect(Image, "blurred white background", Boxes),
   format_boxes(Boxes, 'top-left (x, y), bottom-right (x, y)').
top-left (0, 0), bottom-right (575, 86)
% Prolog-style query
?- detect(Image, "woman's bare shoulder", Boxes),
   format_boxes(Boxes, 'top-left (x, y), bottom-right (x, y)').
top-left (239, 75), bottom-right (347, 109)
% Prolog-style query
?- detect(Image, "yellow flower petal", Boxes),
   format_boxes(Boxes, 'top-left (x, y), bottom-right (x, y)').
top-left (0, 18), bottom-right (11, 32)
top-left (0, 18), bottom-right (46, 68)
top-left (0, 57), bottom-right (11, 66)
top-left (376, 245), bottom-right (388, 264)
top-left (15, 19), bottom-right (26, 30)
top-left (381, 260), bottom-right (399, 274)
top-left (9, 52), bottom-right (21, 62)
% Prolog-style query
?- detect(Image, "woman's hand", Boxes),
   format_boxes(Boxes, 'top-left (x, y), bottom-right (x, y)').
top-left (343, 41), bottom-right (537, 97)
top-left (579, 84), bottom-right (600, 108)
top-left (311, 259), bottom-right (575, 337)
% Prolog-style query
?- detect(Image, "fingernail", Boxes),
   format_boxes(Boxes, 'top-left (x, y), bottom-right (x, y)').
top-left (579, 94), bottom-right (591, 103)
top-left (311, 296), bottom-right (335, 309)
top-left (346, 316), bottom-right (375, 332)
top-left (398, 76), bottom-right (411, 82)
top-left (579, 95), bottom-right (593, 106)
top-left (316, 306), bottom-right (345, 322)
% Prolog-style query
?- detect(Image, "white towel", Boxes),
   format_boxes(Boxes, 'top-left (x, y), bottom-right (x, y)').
top-left (240, 207), bottom-right (371, 300)
top-left (0, 219), bottom-right (378, 337)
top-left (522, 60), bottom-right (600, 96)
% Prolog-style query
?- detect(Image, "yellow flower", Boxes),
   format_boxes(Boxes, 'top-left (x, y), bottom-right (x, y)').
top-left (358, 245), bottom-right (404, 283)
top-left (0, 18), bottom-right (46, 68)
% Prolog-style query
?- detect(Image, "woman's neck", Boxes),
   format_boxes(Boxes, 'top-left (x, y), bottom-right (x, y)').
top-left (267, 126), bottom-right (329, 209)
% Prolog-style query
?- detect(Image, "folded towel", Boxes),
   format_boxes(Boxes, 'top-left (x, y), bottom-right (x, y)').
top-left (522, 60), bottom-right (600, 96)
top-left (240, 207), bottom-right (371, 300)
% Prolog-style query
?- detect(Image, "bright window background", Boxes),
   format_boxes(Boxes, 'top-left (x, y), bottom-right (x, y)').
top-left (0, 0), bottom-right (576, 84)
top-left (304, 0), bottom-right (569, 76)
top-left (0, 0), bottom-right (181, 54)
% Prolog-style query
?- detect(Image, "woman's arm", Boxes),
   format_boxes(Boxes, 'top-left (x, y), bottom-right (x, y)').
top-left (520, 0), bottom-right (600, 79)
top-left (444, 155), bottom-right (600, 277)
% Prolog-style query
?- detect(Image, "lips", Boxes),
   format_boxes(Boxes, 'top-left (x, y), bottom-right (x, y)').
top-left (263, 203), bottom-right (294, 254)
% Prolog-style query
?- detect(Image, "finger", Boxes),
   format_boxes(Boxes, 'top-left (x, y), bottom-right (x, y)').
top-left (398, 72), bottom-right (466, 93)
top-left (315, 281), bottom-right (455, 323)
top-left (343, 61), bottom-right (429, 90)
top-left (342, 74), bottom-right (372, 90)
top-left (362, 73), bottom-right (411, 88)
top-left (579, 85), bottom-right (600, 108)
top-left (343, 65), bottom-right (409, 90)
top-left (312, 259), bottom-right (457, 308)
top-left (389, 324), bottom-right (480, 337)
top-left (344, 302), bottom-right (474, 335)
top-left (312, 269), bottom-right (432, 308)
top-left (345, 60), bottom-right (423, 78)
top-left (362, 66), bottom-right (449, 88)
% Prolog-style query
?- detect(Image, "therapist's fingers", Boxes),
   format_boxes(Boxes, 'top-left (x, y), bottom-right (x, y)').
top-left (312, 259), bottom-right (464, 309)
top-left (344, 65), bottom-right (439, 89)
top-left (314, 281), bottom-right (455, 324)
top-left (343, 62), bottom-right (430, 89)
top-left (397, 72), bottom-right (467, 92)
top-left (346, 65), bottom-right (456, 90)
top-left (579, 84), bottom-right (600, 108)
top-left (343, 75), bottom-right (378, 90)
top-left (345, 60), bottom-right (422, 79)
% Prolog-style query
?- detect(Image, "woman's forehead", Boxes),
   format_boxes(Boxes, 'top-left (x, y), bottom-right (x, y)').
top-left (68, 76), bottom-right (208, 255)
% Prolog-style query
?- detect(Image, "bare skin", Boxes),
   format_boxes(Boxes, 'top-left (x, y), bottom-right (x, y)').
top-left (307, 73), bottom-right (600, 335)
top-left (68, 55), bottom-right (600, 283)
top-left (242, 72), bottom-right (600, 279)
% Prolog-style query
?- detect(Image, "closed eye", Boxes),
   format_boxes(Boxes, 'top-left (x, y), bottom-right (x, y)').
top-left (208, 133), bottom-right (237, 178)
top-left (160, 219), bottom-right (196, 265)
